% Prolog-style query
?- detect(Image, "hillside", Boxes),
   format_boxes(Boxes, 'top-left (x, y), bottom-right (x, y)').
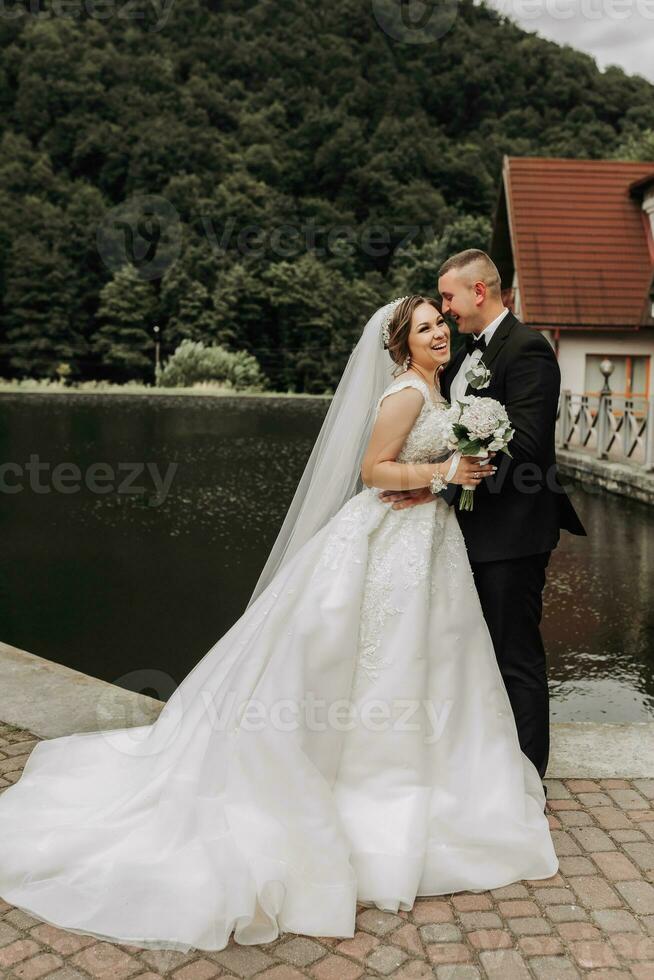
top-left (1, 0), bottom-right (653, 390)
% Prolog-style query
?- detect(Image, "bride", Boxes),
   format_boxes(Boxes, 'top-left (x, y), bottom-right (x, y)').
top-left (0, 295), bottom-right (558, 952)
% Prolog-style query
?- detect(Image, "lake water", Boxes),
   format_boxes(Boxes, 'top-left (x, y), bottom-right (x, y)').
top-left (1, 392), bottom-right (652, 723)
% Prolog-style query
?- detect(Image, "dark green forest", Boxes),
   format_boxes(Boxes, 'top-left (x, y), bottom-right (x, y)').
top-left (1, 0), bottom-right (653, 391)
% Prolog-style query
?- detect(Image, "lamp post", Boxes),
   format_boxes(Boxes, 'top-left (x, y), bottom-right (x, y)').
top-left (599, 357), bottom-right (614, 395)
top-left (597, 357), bottom-right (614, 459)
top-left (153, 324), bottom-right (161, 384)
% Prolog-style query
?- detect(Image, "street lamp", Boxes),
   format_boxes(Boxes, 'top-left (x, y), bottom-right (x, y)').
top-left (599, 358), bottom-right (614, 396)
top-left (597, 357), bottom-right (615, 461)
top-left (153, 324), bottom-right (161, 383)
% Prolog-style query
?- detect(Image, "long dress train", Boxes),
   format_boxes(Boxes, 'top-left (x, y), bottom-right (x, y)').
top-left (0, 374), bottom-right (558, 952)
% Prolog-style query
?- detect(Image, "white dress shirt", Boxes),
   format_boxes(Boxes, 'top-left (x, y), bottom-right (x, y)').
top-left (449, 308), bottom-right (510, 404)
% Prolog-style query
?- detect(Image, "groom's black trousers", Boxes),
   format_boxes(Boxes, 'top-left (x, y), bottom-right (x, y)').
top-left (469, 551), bottom-right (551, 780)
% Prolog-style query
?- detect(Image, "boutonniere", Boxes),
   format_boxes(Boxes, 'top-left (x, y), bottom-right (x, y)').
top-left (465, 361), bottom-right (492, 390)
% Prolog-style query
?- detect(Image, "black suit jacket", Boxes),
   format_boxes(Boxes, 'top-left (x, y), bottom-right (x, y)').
top-left (439, 312), bottom-right (586, 563)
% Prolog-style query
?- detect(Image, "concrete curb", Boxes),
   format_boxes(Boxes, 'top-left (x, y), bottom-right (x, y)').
top-left (547, 721), bottom-right (654, 778)
top-left (0, 641), bottom-right (163, 739)
top-left (557, 448), bottom-right (654, 506)
top-left (1, 641), bottom-right (653, 778)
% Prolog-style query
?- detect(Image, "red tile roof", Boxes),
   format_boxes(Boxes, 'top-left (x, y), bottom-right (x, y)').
top-left (492, 156), bottom-right (654, 329)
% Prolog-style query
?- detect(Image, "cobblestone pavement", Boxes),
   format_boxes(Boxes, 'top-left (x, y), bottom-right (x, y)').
top-left (1, 722), bottom-right (654, 979)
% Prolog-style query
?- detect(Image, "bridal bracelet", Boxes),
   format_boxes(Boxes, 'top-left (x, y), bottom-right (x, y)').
top-left (429, 452), bottom-right (461, 495)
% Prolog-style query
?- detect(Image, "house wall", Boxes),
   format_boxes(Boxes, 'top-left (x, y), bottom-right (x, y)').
top-left (541, 330), bottom-right (654, 397)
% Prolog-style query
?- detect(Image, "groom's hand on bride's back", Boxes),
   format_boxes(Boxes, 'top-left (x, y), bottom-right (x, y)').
top-left (378, 487), bottom-right (436, 509)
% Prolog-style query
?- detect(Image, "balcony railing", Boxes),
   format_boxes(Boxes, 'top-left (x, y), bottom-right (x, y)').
top-left (557, 391), bottom-right (654, 472)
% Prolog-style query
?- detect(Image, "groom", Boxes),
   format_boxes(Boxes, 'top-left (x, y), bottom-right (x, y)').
top-left (381, 249), bottom-right (586, 791)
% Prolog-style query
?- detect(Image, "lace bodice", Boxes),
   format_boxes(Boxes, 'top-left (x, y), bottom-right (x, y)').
top-left (375, 375), bottom-right (456, 464)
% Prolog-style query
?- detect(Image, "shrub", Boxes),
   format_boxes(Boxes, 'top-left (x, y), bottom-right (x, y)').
top-left (55, 362), bottom-right (73, 384)
top-left (156, 340), bottom-right (266, 391)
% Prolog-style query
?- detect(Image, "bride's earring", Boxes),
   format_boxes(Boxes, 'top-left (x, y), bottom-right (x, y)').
top-left (403, 353), bottom-right (411, 371)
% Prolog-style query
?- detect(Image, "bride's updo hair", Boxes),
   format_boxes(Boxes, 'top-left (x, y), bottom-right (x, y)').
top-left (385, 295), bottom-right (442, 376)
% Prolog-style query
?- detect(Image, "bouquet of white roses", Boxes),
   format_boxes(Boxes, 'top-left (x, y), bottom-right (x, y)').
top-left (446, 395), bottom-right (515, 511)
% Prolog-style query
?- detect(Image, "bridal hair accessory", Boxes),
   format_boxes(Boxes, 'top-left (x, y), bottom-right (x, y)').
top-left (381, 296), bottom-right (409, 347)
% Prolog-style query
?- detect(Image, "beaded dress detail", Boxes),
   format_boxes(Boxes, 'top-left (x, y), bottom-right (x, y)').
top-left (0, 374), bottom-right (558, 953)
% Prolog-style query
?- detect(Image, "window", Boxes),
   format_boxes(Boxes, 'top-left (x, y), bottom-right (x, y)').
top-left (585, 354), bottom-right (650, 399)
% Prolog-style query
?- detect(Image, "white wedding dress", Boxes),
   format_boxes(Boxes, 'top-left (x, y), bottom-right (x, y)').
top-left (0, 375), bottom-right (558, 952)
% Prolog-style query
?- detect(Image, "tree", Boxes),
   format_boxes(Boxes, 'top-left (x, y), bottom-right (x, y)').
top-left (261, 253), bottom-right (382, 393)
top-left (613, 130), bottom-right (654, 162)
top-left (389, 215), bottom-right (492, 296)
top-left (93, 266), bottom-right (158, 381)
top-left (160, 265), bottom-right (216, 351)
top-left (212, 262), bottom-right (269, 353)
top-left (1, 233), bottom-right (80, 378)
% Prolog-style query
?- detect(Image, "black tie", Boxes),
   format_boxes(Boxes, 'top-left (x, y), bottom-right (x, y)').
top-left (465, 333), bottom-right (487, 354)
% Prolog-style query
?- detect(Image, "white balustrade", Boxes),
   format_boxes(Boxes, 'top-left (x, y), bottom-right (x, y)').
top-left (557, 391), bottom-right (654, 472)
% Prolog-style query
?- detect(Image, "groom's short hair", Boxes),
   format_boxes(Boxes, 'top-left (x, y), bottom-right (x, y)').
top-left (438, 249), bottom-right (501, 295)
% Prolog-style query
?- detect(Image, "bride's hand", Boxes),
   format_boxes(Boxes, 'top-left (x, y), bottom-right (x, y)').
top-left (449, 454), bottom-right (497, 486)
top-left (378, 454), bottom-right (498, 509)
top-left (378, 487), bottom-right (436, 509)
